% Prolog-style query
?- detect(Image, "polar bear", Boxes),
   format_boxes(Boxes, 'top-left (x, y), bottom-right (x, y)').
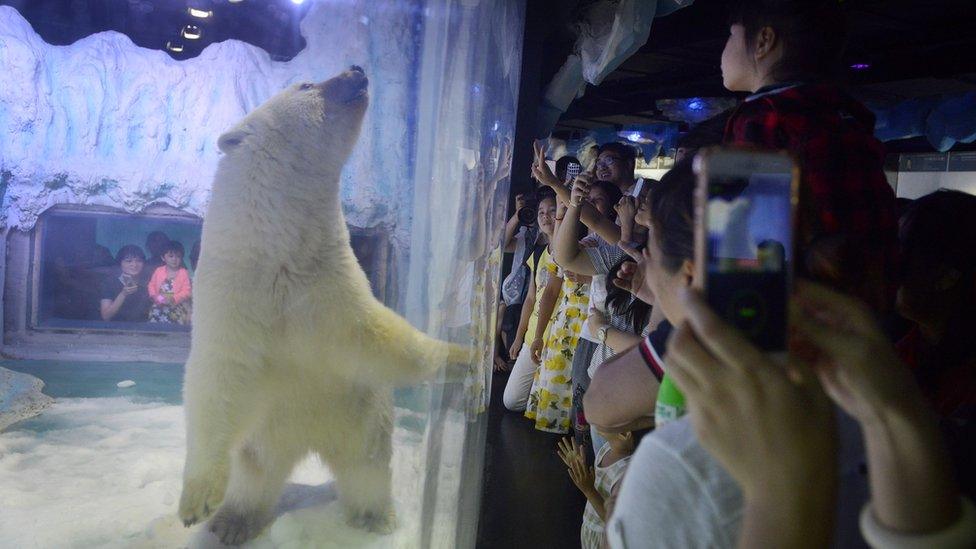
top-left (178, 66), bottom-right (467, 545)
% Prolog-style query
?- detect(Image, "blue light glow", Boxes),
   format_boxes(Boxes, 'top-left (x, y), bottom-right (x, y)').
top-left (851, 63), bottom-right (871, 70)
top-left (687, 98), bottom-right (704, 111)
top-left (625, 131), bottom-right (643, 142)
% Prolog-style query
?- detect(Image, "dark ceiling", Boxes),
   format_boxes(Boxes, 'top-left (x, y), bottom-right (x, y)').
top-left (0, 0), bottom-right (310, 61)
top-left (550, 0), bottom-right (976, 134)
top-left (4, 0), bottom-right (975, 149)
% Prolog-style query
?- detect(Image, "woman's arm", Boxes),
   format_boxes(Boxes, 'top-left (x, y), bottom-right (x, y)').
top-left (100, 296), bottom-right (125, 321)
top-left (584, 343), bottom-right (659, 433)
top-left (503, 205), bottom-right (523, 253)
top-left (791, 281), bottom-right (962, 534)
top-left (553, 201), bottom-right (597, 276)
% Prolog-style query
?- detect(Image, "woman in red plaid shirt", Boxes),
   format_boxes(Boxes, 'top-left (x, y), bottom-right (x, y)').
top-left (720, 0), bottom-right (898, 312)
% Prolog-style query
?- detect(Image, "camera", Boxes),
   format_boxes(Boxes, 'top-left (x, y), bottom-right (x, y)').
top-left (517, 200), bottom-right (538, 226)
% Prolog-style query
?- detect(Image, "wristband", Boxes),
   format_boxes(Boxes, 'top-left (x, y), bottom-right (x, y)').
top-left (860, 497), bottom-right (976, 549)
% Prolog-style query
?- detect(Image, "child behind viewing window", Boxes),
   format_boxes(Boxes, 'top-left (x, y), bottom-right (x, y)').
top-left (558, 430), bottom-right (634, 549)
top-left (148, 240), bottom-right (192, 325)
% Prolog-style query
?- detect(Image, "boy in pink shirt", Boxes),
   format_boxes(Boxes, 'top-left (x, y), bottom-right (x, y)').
top-left (148, 240), bottom-right (192, 324)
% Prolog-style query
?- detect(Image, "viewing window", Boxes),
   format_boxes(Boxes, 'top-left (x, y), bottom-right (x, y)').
top-left (33, 208), bottom-right (203, 332)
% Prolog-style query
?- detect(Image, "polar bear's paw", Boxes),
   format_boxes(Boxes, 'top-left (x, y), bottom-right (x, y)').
top-left (347, 507), bottom-right (397, 535)
top-left (209, 506), bottom-right (270, 546)
top-left (179, 472), bottom-right (228, 526)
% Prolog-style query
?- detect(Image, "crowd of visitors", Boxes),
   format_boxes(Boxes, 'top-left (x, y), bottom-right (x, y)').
top-left (494, 1), bottom-right (976, 547)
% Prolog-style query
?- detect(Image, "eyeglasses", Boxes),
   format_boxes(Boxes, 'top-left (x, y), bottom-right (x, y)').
top-left (596, 156), bottom-right (621, 169)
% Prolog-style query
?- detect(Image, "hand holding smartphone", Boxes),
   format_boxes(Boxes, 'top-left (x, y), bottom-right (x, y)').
top-left (693, 148), bottom-right (798, 352)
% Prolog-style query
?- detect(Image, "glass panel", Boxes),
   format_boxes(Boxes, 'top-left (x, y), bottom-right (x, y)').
top-left (0, 1), bottom-right (523, 547)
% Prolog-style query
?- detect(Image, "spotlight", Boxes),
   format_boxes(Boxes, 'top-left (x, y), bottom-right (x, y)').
top-left (188, 8), bottom-right (213, 19)
top-left (182, 25), bottom-right (202, 40)
top-left (617, 131), bottom-right (656, 145)
top-left (850, 63), bottom-right (871, 70)
top-left (687, 98), bottom-right (705, 111)
top-left (166, 41), bottom-right (184, 53)
top-left (291, 0), bottom-right (305, 4)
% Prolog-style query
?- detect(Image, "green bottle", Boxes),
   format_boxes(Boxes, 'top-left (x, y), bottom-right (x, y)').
top-left (655, 374), bottom-right (686, 427)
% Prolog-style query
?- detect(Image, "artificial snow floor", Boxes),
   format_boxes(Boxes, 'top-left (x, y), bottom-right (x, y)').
top-left (0, 393), bottom-right (440, 548)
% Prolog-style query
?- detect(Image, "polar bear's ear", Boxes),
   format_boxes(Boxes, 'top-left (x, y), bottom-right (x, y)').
top-left (217, 126), bottom-right (249, 153)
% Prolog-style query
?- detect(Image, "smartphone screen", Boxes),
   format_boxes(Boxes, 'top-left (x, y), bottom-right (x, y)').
top-left (698, 150), bottom-right (796, 351)
top-left (630, 177), bottom-right (645, 198)
top-left (565, 162), bottom-right (581, 184)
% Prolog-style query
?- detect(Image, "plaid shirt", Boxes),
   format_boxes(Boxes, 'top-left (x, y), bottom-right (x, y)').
top-left (724, 83), bottom-right (899, 311)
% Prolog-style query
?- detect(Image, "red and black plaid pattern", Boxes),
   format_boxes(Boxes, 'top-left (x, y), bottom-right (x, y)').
top-left (724, 84), bottom-right (899, 311)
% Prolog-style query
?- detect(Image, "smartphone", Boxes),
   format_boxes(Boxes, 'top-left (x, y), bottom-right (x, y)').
top-left (630, 177), bottom-right (645, 198)
top-left (565, 161), bottom-right (582, 184)
top-left (693, 148), bottom-right (798, 351)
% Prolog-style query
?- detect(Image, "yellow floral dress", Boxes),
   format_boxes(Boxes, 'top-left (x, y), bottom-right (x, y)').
top-left (525, 272), bottom-right (590, 433)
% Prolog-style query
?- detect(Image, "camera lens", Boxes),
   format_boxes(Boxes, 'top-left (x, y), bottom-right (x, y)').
top-left (517, 207), bottom-right (537, 225)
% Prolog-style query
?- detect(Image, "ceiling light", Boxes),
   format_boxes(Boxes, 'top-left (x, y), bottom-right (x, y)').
top-left (182, 25), bottom-right (202, 40)
top-left (188, 8), bottom-right (213, 19)
top-left (166, 41), bottom-right (184, 53)
top-left (291, 0), bottom-right (305, 4)
top-left (851, 63), bottom-right (871, 70)
top-left (228, 0), bottom-right (243, 3)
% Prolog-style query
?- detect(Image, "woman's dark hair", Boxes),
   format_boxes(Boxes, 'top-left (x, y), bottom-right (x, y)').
top-left (727, 0), bottom-right (847, 82)
top-left (605, 253), bottom-right (654, 334)
top-left (590, 180), bottom-right (625, 223)
top-left (163, 240), bottom-right (185, 258)
top-left (555, 155), bottom-right (581, 183)
top-left (115, 244), bottom-right (146, 265)
top-left (901, 190), bottom-right (976, 281)
top-left (649, 158), bottom-right (696, 274)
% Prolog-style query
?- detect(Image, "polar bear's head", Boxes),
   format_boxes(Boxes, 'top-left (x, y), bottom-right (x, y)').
top-left (217, 66), bottom-right (369, 179)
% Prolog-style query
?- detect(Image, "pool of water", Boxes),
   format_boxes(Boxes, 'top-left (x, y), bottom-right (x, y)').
top-left (0, 360), bottom-right (438, 547)
top-left (2, 359), bottom-right (184, 406)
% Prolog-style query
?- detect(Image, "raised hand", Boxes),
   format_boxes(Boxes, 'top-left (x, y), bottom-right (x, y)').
top-left (614, 195), bottom-right (637, 224)
top-left (611, 243), bottom-right (655, 305)
top-left (531, 140), bottom-right (559, 188)
top-left (790, 280), bottom-right (924, 425)
top-left (557, 437), bottom-right (596, 495)
top-left (570, 172), bottom-right (594, 207)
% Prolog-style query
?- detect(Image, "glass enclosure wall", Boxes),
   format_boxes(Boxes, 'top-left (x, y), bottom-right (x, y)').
top-left (0, 0), bottom-right (523, 547)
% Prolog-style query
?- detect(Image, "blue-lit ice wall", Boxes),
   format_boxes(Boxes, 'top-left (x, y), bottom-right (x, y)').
top-left (0, 3), bottom-right (418, 241)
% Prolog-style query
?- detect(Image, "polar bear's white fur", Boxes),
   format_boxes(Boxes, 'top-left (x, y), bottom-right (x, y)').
top-left (178, 66), bottom-right (466, 545)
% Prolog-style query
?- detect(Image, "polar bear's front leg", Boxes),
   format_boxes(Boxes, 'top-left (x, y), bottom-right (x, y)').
top-left (351, 302), bottom-right (472, 386)
top-left (179, 356), bottom-right (261, 526)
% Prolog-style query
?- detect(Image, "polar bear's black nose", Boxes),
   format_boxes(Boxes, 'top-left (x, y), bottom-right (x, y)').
top-left (349, 65), bottom-right (364, 75)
